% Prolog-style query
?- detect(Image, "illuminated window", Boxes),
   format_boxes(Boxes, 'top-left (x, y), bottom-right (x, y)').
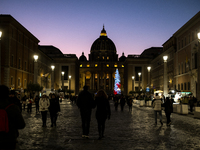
top-left (80, 64), bottom-right (82, 67)
top-left (102, 56), bottom-right (104, 59)
top-left (114, 64), bottom-right (117, 67)
top-left (122, 65), bottom-right (124, 67)
top-left (107, 64), bottom-right (109, 67)
top-left (95, 64), bottom-right (98, 67)
top-left (106, 74), bottom-right (109, 79)
top-left (95, 74), bottom-right (98, 78)
top-left (107, 57), bottom-right (109, 60)
top-left (87, 64), bottom-right (90, 67)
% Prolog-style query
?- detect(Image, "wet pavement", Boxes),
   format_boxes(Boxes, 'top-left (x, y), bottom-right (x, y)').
top-left (16, 99), bottom-right (200, 150)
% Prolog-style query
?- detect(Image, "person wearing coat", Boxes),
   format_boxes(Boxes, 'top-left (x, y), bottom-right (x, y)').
top-left (152, 93), bottom-right (163, 125)
top-left (76, 85), bottom-right (95, 138)
top-left (94, 89), bottom-right (111, 140)
top-left (0, 85), bottom-right (26, 150)
top-left (163, 97), bottom-right (173, 126)
top-left (39, 93), bottom-right (50, 127)
top-left (49, 94), bottom-right (60, 127)
top-left (26, 96), bottom-right (33, 113)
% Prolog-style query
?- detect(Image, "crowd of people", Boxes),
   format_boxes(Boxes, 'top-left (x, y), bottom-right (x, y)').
top-left (1, 83), bottom-right (199, 149)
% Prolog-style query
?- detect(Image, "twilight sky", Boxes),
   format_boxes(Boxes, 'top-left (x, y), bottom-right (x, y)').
top-left (1, 0), bottom-right (200, 59)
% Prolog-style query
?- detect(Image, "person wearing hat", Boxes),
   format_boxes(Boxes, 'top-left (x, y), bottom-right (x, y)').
top-left (39, 93), bottom-right (50, 127)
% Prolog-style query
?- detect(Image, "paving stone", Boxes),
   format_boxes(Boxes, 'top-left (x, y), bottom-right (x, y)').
top-left (15, 100), bottom-right (200, 150)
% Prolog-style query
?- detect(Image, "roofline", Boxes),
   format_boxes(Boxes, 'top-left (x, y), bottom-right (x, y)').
top-left (0, 14), bottom-right (40, 43)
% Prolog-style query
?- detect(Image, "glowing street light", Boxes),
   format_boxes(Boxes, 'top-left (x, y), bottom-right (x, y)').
top-left (163, 55), bottom-right (168, 97)
top-left (138, 72), bottom-right (141, 91)
top-left (132, 76), bottom-right (135, 91)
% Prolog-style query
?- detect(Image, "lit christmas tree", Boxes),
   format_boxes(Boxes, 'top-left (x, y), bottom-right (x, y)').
top-left (114, 68), bottom-right (121, 95)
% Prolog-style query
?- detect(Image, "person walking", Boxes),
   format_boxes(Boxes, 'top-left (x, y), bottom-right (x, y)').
top-left (127, 96), bottom-right (133, 111)
top-left (26, 96), bottom-right (33, 113)
top-left (21, 95), bottom-right (27, 111)
top-left (49, 94), bottom-right (60, 127)
top-left (0, 85), bottom-right (26, 150)
top-left (94, 89), bottom-right (111, 140)
top-left (76, 86), bottom-right (95, 138)
top-left (9, 90), bottom-right (22, 112)
top-left (114, 95), bottom-right (119, 111)
top-left (39, 93), bottom-right (50, 127)
top-left (120, 94), bottom-right (126, 111)
top-left (162, 97), bottom-right (173, 126)
top-left (152, 93), bottom-right (163, 125)
top-left (35, 95), bottom-right (40, 114)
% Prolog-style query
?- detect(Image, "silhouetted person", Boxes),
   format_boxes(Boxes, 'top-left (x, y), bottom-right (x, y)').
top-left (26, 96), bottom-right (33, 113)
top-left (77, 86), bottom-right (94, 138)
top-left (120, 94), bottom-right (126, 111)
top-left (35, 95), bottom-right (40, 114)
top-left (9, 90), bottom-right (22, 112)
top-left (94, 89), bottom-right (111, 140)
top-left (22, 95), bottom-right (27, 111)
top-left (162, 97), bottom-right (173, 126)
top-left (0, 85), bottom-right (25, 150)
top-left (114, 96), bottom-right (119, 111)
top-left (49, 94), bottom-right (60, 127)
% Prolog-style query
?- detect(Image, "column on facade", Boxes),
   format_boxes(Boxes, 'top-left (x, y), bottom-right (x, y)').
top-left (104, 75), bottom-right (106, 90)
top-left (90, 73), bottom-right (93, 90)
top-left (112, 74), bottom-right (114, 90)
top-left (97, 74), bottom-right (99, 90)
top-left (83, 73), bottom-right (85, 87)
top-left (92, 73), bottom-right (95, 90)
top-left (109, 73), bottom-right (111, 90)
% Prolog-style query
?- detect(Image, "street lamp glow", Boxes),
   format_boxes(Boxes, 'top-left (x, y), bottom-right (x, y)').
top-left (61, 71), bottom-right (65, 76)
top-left (197, 32), bottom-right (200, 40)
top-left (138, 72), bottom-right (141, 77)
top-left (0, 31), bottom-right (2, 38)
top-left (69, 75), bottom-right (71, 79)
top-left (51, 65), bottom-right (55, 71)
top-left (147, 66), bottom-right (151, 72)
top-left (163, 56), bottom-right (168, 62)
top-left (33, 55), bottom-right (38, 62)
top-left (132, 76), bottom-right (135, 80)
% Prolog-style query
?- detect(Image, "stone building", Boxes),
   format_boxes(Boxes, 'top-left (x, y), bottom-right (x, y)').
top-left (0, 15), bottom-right (39, 91)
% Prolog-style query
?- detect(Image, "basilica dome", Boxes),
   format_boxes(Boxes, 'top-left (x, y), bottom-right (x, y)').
top-left (89, 26), bottom-right (118, 61)
top-left (79, 52), bottom-right (87, 61)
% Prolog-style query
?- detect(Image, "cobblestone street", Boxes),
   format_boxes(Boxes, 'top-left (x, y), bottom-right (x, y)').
top-left (16, 99), bottom-right (200, 150)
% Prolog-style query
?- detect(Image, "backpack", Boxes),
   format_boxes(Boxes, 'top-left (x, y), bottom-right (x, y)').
top-left (0, 104), bottom-right (14, 133)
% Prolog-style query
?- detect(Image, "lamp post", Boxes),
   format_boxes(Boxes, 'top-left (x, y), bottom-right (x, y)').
top-left (69, 75), bottom-right (71, 98)
top-left (61, 71), bottom-right (65, 90)
top-left (132, 76), bottom-right (135, 91)
top-left (147, 66), bottom-right (151, 87)
top-left (197, 32), bottom-right (200, 101)
top-left (0, 31), bottom-right (2, 84)
top-left (138, 72), bottom-right (141, 91)
top-left (33, 55), bottom-right (38, 84)
top-left (51, 65), bottom-right (55, 91)
top-left (163, 55), bottom-right (168, 97)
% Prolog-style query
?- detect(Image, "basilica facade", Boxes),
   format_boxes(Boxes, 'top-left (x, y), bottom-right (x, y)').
top-left (78, 26), bottom-right (125, 94)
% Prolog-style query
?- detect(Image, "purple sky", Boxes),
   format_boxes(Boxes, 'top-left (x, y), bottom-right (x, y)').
top-left (1, 0), bottom-right (200, 59)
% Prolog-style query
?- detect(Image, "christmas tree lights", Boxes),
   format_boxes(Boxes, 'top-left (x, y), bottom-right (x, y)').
top-left (114, 68), bottom-right (121, 95)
